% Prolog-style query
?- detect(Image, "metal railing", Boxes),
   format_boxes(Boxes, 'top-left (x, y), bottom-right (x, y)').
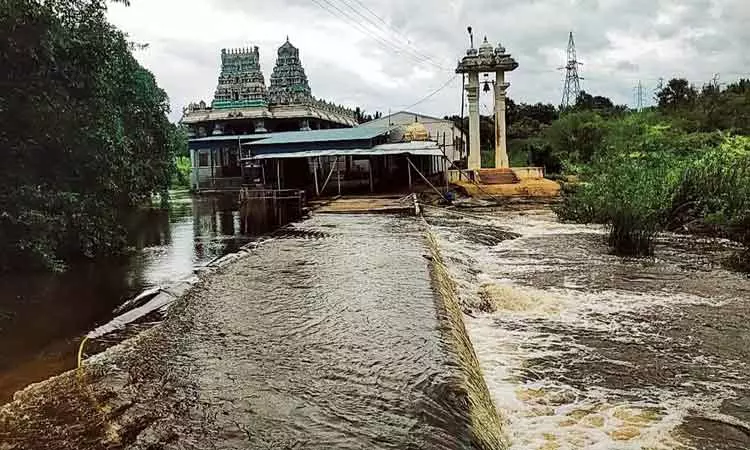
top-left (197, 177), bottom-right (244, 191)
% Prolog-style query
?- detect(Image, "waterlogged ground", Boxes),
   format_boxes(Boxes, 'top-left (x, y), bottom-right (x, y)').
top-left (1, 214), bottom-right (475, 449)
top-left (427, 207), bottom-right (750, 450)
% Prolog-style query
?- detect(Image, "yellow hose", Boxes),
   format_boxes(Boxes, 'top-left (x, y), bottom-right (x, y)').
top-left (77, 335), bottom-right (89, 370)
top-left (76, 336), bottom-right (106, 416)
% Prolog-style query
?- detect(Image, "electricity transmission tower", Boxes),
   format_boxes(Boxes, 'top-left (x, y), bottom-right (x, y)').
top-left (560, 31), bottom-right (583, 108)
top-left (634, 80), bottom-right (645, 111)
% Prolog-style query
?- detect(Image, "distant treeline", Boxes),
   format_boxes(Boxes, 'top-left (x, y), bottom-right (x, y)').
top-left (0, 0), bottom-right (184, 271)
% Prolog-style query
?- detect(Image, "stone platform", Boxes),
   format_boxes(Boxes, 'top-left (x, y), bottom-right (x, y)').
top-left (452, 178), bottom-right (561, 199)
top-left (477, 168), bottom-right (519, 185)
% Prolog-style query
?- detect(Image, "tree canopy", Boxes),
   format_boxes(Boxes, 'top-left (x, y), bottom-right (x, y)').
top-left (0, 0), bottom-right (179, 271)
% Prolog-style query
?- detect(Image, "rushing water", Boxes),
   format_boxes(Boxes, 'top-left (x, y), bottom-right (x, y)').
top-left (427, 207), bottom-right (750, 450)
top-left (0, 194), bottom-right (257, 404)
top-left (136, 213), bottom-right (475, 449)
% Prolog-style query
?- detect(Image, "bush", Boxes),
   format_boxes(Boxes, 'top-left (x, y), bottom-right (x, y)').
top-left (543, 111), bottom-right (607, 170)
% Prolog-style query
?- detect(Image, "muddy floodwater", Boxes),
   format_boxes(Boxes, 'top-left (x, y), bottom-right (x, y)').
top-left (427, 207), bottom-right (750, 450)
top-left (0, 194), bottom-right (255, 405)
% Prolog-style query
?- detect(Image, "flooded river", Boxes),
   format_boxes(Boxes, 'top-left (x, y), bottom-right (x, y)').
top-left (1, 213), bottom-right (484, 449)
top-left (0, 194), bottom-right (255, 404)
top-left (427, 207), bottom-right (750, 450)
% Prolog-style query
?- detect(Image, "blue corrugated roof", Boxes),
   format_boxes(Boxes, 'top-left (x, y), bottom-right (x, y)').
top-left (246, 127), bottom-right (388, 146)
top-left (189, 134), bottom-right (272, 143)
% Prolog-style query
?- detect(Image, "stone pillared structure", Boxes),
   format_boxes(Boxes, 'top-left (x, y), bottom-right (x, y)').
top-left (456, 35), bottom-right (518, 171)
top-left (182, 38), bottom-right (357, 137)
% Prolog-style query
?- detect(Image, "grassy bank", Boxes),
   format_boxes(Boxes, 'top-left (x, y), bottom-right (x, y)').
top-left (553, 114), bottom-right (750, 267)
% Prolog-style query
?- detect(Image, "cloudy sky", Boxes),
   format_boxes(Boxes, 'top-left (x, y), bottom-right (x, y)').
top-left (108, 0), bottom-right (750, 122)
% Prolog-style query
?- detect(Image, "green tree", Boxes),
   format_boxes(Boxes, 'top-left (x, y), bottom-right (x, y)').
top-left (0, 0), bottom-right (177, 271)
top-left (656, 78), bottom-right (698, 111)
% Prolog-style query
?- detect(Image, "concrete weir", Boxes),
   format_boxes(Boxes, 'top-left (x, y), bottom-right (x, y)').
top-left (0, 214), bottom-right (505, 449)
top-left (424, 225), bottom-right (509, 450)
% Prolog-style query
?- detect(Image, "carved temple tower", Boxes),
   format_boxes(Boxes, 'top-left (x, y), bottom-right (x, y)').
top-left (269, 38), bottom-right (313, 104)
top-left (182, 38), bottom-right (357, 138)
top-left (269, 38), bottom-right (315, 130)
top-left (214, 47), bottom-right (268, 108)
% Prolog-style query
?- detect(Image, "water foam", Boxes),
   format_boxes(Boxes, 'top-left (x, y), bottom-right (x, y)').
top-left (428, 208), bottom-right (750, 450)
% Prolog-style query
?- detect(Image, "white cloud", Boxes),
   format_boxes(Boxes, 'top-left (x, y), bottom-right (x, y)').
top-left (107, 0), bottom-right (750, 121)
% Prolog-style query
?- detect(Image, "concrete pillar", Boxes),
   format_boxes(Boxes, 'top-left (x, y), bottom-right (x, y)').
top-left (190, 148), bottom-right (198, 190)
top-left (467, 72), bottom-right (481, 171)
top-left (494, 71), bottom-right (510, 168)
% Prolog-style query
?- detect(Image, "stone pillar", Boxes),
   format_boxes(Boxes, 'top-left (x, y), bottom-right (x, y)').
top-left (494, 71), bottom-right (510, 168)
top-left (300, 119), bottom-right (311, 131)
top-left (467, 71), bottom-right (481, 171)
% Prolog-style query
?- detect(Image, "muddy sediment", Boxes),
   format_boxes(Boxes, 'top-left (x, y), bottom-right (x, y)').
top-left (1, 214), bottom-right (503, 449)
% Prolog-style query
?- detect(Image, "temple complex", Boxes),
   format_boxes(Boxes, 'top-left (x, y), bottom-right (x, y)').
top-left (181, 38), bottom-right (357, 138)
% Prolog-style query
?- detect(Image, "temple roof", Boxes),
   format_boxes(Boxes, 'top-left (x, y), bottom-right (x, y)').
top-left (182, 39), bottom-right (357, 126)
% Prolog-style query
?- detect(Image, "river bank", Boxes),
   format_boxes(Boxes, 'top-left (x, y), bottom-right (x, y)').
top-left (1, 213), bottom-right (505, 449)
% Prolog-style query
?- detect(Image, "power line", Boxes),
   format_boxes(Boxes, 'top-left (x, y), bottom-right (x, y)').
top-left (362, 74), bottom-right (459, 112)
top-left (310, 0), bottom-right (448, 70)
top-left (401, 74), bottom-right (459, 110)
top-left (559, 31), bottom-right (583, 108)
top-left (343, 0), bottom-right (451, 69)
top-left (334, 0), bottom-right (448, 69)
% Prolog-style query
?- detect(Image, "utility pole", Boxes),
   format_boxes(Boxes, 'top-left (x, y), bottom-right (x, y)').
top-left (559, 31), bottom-right (583, 109)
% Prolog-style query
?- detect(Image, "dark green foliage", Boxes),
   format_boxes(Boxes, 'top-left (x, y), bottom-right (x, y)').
top-left (354, 107), bottom-right (383, 124)
top-left (656, 78), bottom-right (750, 134)
top-left (669, 137), bottom-right (750, 237)
top-left (0, 0), bottom-right (178, 271)
top-left (555, 148), bottom-right (683, 256)
top-left (542, 111), bottom-right (607, 170)
top-left (573, 91), bottom-right (629, 117)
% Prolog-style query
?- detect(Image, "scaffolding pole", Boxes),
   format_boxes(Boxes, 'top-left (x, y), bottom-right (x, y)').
top-left (320, 156), bottom-right (337, 194)
top-left (406, 157), bottom-right (446, 200)
top-left (312, 158), bottom-right (320, 196)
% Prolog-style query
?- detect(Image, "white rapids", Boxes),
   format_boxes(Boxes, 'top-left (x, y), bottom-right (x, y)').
top-left (428, 207), bottom-right (750, 450)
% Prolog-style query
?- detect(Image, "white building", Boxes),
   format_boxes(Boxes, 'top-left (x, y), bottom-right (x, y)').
top-left (359, 111), bottom-right (466, 165)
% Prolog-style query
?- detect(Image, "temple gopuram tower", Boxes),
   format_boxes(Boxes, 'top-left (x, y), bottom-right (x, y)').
top-left (269, 38), bottom-right (314, 130)
top-left (181, 38), bottom-right (356, 138)
top-left (214, 46), bottom-right (267, 107)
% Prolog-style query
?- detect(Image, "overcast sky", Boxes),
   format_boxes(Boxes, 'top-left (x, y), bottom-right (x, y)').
top-left (108, 0), bottom-right (750, 122)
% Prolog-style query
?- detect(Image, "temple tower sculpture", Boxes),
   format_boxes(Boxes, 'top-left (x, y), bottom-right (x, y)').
top-left (456, 36), bottom-right (518, 171)
top-left (213, 47), bottom-right (269, 133)
top-left (269, 39), bottom-right (312, 103)
top-left (269, 38), bottom-right (314, 130)
top-left (214, 47), bottom-right (268, 108)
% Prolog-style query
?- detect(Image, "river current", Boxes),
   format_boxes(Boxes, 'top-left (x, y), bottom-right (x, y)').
top-left (427, 207), bottom-right (750, 450)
